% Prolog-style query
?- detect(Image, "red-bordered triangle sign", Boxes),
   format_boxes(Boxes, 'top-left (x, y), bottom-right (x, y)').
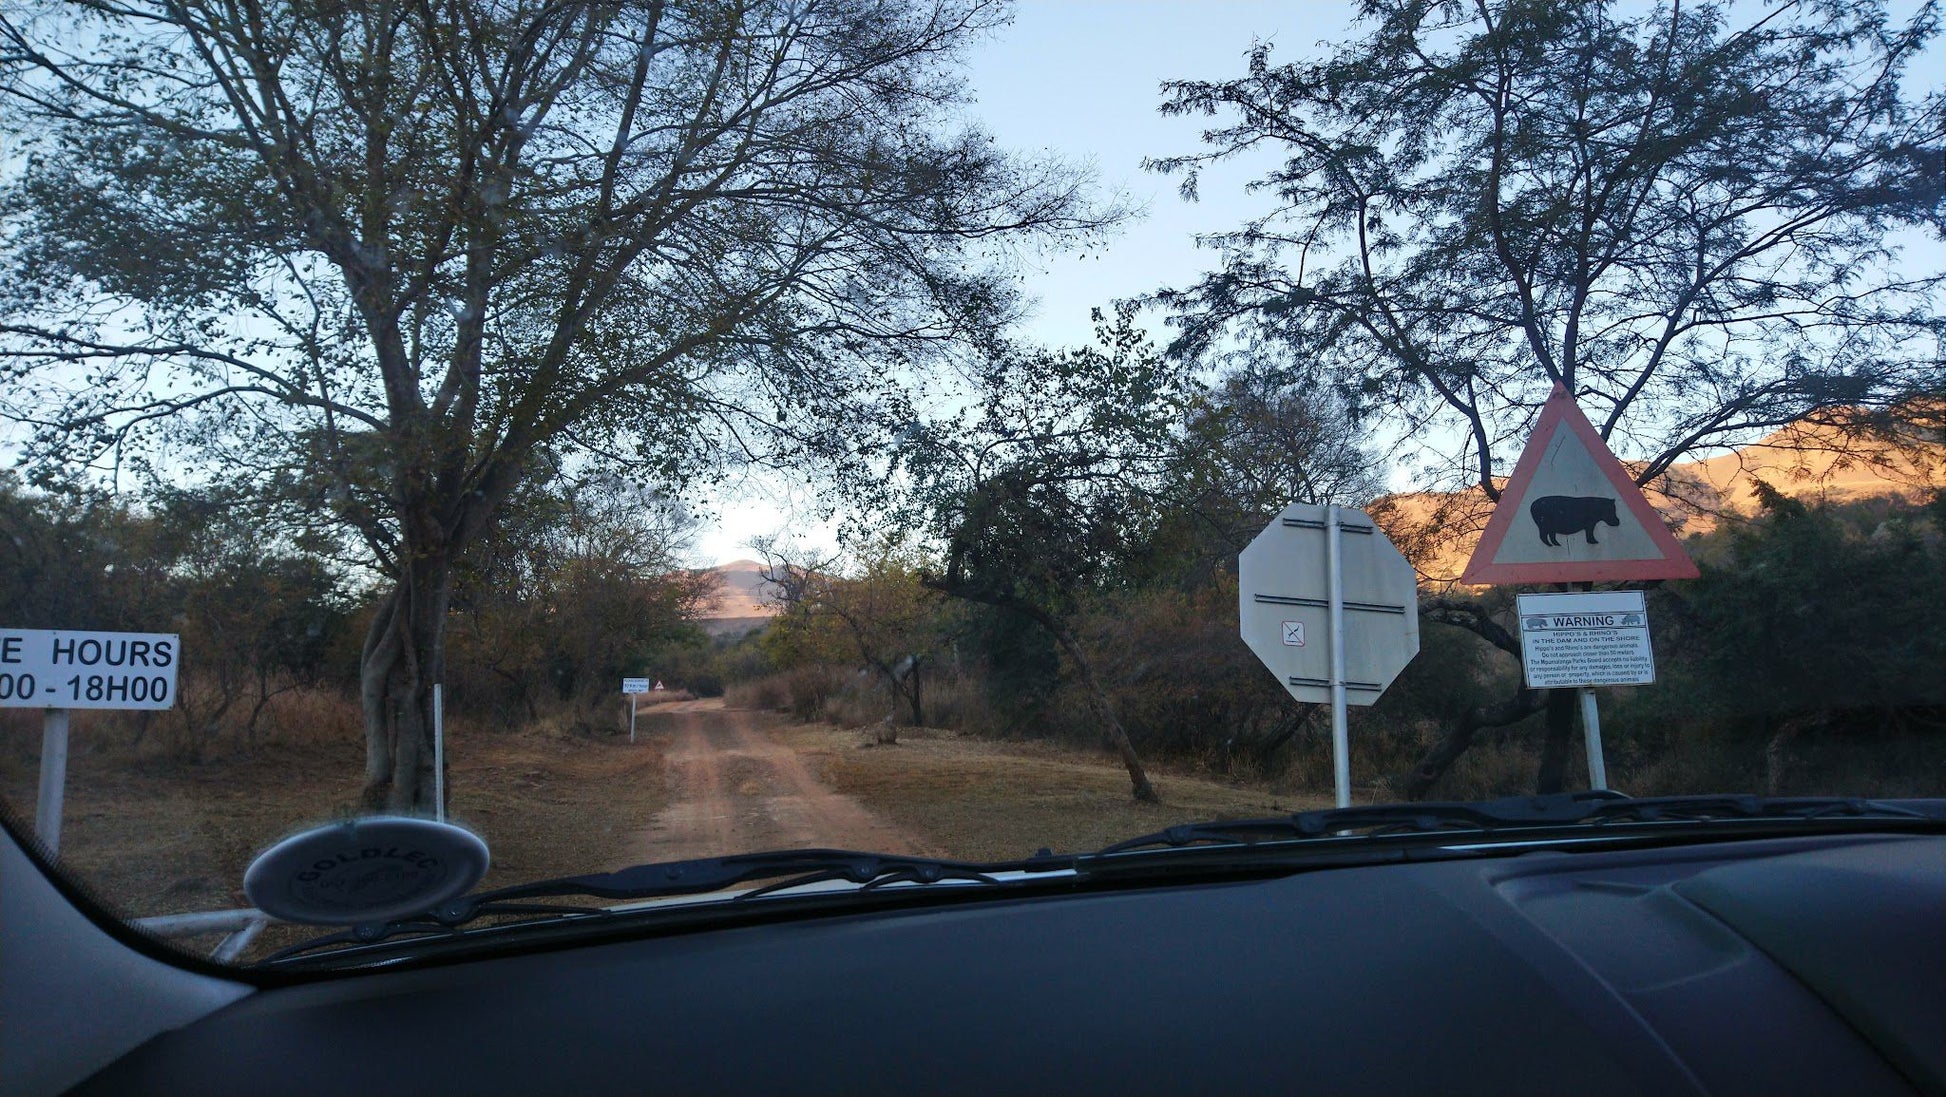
top-left (1461, 384), bottom-right (1698, 584)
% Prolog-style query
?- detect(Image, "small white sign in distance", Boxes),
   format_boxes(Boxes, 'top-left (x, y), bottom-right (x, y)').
top-left (0, 629), bottom-right (180, 710)
top-left (1516, 592), bottom-right (1655, 689)
top-left (1239, 503), bottom-right (1420, 706)
top-left (621, 677), bottom-right (651, 694)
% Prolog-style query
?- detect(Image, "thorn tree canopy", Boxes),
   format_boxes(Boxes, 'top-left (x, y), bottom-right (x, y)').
top-left (0, 0), bottom-right (1114, 812)
top-left (1150, 0), bottom-right (1945, 511)
top-left (893, 307), bottom-right (1195, 802)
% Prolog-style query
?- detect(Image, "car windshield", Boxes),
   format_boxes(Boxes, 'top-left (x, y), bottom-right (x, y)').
top-left (1, 0), bottom-right (1942, 966)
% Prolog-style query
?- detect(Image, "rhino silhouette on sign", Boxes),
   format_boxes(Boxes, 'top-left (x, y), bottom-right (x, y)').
top-left (1530, 495), bottom-right (1620, 547)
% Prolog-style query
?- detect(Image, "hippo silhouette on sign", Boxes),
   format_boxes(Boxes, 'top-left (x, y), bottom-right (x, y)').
top-left (1530, 495), bottom-right (1620, 547)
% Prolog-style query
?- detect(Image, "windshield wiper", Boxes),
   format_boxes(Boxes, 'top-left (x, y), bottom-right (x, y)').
top-left (260, 849), bottom-right (1067, 965)
top-left (1093, 792), bottom-right (1946, 856)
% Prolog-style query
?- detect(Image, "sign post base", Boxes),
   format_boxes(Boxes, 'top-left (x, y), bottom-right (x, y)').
top-left (36, 708), bottom-right (69, 855)
top-left (1579, 687), bottom-right (1608, 790)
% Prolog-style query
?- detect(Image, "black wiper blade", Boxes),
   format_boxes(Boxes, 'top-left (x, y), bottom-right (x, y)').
top-left (1093, 792), bottom-right (1946, 856)
top-left (1094, 790), bottom-right (1627, 854)
top-left (260, 849), bottom-right (1067, 965)
top-left (1575, 794), bottom-right (1946, 825)
top-left (453, 848), bottom-right (1032, 912)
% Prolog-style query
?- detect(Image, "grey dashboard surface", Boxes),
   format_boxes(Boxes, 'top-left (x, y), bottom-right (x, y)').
top-left (72, 834), bottom-right (1941, 1097)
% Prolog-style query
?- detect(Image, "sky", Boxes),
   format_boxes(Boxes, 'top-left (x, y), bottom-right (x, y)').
top-left (690, 1), bottom-right (1359, 565)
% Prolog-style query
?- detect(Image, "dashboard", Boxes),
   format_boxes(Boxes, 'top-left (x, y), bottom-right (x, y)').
top-left (7, 819), bottom-right (1942, 1096)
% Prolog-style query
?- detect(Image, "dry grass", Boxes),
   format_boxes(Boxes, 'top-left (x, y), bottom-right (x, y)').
top-left (0, 691), bottom-right (669, 963)
top-left (723, 673), bottom-right (788, 712)
top-left (635, 690), bottom-right (698, 705)
top-left (774, 722), bottom-right (1330, 861)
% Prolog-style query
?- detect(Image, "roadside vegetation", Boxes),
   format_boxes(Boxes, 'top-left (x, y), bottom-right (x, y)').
top-left (720, 482), bottom-right (1946, 803)
top-left (2, 0), bottom-right (1942, 819)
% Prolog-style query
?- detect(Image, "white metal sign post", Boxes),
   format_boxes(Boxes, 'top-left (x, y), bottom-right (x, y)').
top-left (1, 628), bottom-right (181, 854)
top-left (1240, 503), bottom-right (1420, 807)
top-left (1324, 505), bottom-right (1351, 805)
top-left (432, 684), bottom-right (447, 823)
top-left (1515, 591), bottom-right (1655, 789)
top-left (621, 677), bottom-right (650, 742)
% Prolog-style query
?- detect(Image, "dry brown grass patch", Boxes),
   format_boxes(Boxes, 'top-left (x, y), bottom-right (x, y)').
top-left (0, 703), bottom-right (674, 964)
top-left (774, 723), bottom-right (1330, 861)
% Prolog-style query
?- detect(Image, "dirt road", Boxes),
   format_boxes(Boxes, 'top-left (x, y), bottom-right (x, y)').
top-left (627, 699), bottom-right (935, 863)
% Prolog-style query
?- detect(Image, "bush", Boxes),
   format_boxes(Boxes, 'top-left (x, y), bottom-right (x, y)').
top-left (724, 665), bottom-right (850, 721)
top-left (725, 674), bottom-right (789, 712)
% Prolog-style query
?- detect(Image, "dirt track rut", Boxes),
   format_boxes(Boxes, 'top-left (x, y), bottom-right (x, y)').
top-left (627, 699), bottom-right (934, 863)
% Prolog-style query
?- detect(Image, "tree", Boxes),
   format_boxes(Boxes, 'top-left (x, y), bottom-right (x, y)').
top-left (758, 542), bottom-right (943, 733)
top-left (1136, 353), bottom-right (1382, 589)
top-left (1154, 0), bottom-right (1944, 495)
top-left (1677, 484), bottom-right (1946, 727)
top-left (0, 476), bottom-right (349, 755)
top-left (894, 308), bottom-right (1193, 802)
top-left (447, 470), bottom-right (712, 722)
top-left (0, 0), bottom-right (1110, 810)
top-left (146, 488), bottom-right (350, 753)
top-left (1150, 0), bottom-right (1946, 793)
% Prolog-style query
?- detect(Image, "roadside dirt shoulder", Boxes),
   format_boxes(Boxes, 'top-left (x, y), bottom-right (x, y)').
top-left (774, 722), bottom-right (1329, 861)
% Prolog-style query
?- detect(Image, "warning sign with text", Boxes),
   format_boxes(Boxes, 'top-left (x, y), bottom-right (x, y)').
top-left (1516, 592), bottom-right (1654, 689)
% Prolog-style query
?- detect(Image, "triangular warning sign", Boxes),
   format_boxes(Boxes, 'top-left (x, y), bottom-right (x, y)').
top-left (1461, 384), bottom-right (1698, 584)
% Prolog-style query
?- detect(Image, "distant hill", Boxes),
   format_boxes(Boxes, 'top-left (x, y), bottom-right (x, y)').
top-left (1372, 417), bottom-right (1946, 582)
top-left (674, 423), bottom-right (1943, 602)
top-left (692, 559), bottom-right (782, 637)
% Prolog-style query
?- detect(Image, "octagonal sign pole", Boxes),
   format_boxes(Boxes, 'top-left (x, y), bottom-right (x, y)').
top-left (1240, 503), bottom-right (1420, 807)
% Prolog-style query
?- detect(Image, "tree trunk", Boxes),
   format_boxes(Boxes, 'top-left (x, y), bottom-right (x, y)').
top-left (359, 551), bottom-right (455, 814)
top-left (1534, 688), bottom-right (1577, 794)
top-left (889, 655), bottom-right (924, 727)
top-left (1252, 704), bottom-right (1318, 773)
top-left (1046, 622), bottom-right (1159, 804)
top-left (245, 667), bottom-right (297, 743)
top-left (1764, 716), bottom-right (1814, 796)
top-left (1401, 688), bottom-right (1545, 800)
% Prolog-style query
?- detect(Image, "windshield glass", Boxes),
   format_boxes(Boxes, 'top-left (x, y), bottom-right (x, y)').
top-left (2, 0), bottom-right (1942, 966)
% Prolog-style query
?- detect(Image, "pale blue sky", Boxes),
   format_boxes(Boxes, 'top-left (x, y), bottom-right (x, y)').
top-left (960, 0), bottom-right (1352, 349)
top-left (694, 1), bottom-right (1357, 564)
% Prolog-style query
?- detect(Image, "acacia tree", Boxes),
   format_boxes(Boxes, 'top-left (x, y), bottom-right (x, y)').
top-left (448, 471), bottom-right (711, 720)
top-left (0, 0), bottom-right (1108, 810)
top-left (758, 544), bottom-right (941, 731)
top-left (1150, 0), bottom-right (1946, 794)
top-left (894, 308), bottom-right (1193, 803)
top-left (1137, 354), bottom-right (1383, 588)
top-left (1155, 0), bottom-right (1943, 490)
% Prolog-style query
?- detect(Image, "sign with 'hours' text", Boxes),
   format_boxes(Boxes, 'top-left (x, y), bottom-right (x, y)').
top-left (0, 629), bottom-right (181, 710)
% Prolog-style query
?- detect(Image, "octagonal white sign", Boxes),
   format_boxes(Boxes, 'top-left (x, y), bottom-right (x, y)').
top-left (1239, 502), bottom-right (1420, 705)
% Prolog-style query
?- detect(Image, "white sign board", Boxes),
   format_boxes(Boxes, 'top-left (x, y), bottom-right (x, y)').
top-left (1239, 503), bottom-right (1420, 706)
top-left (621, 677), bottom-right (651, 695)
top-left (1516, 592), bottom-right (1654, 689)
top-left (0, 629), bottom-right (180, 710)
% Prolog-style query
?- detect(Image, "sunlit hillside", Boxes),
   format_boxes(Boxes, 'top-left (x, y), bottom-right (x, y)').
top-left (693, 559), bottom-right (783, 637)
top-left (1374, 417), bottom-right (1946, 583)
